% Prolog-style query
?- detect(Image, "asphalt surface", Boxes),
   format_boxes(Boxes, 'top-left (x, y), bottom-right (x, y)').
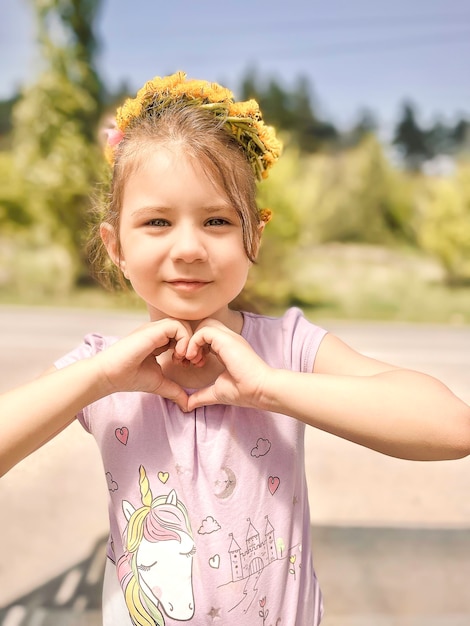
top-left (0, 306), bottom-right (469, 625)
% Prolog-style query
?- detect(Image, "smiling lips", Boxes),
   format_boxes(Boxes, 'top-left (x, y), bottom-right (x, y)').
top-left (166, 279), bottom-right (211, 292)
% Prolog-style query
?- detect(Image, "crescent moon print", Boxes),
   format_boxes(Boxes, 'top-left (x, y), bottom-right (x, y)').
top-left (214, 466), bottom-right (237, 499)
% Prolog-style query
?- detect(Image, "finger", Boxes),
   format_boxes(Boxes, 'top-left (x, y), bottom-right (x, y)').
top-left (152, 339), bottom-right (174, 357)
top-left (194, 317), bottom-right (228, 331)
top-left (186, 344), bottom-right (209, 367)
top-left (156, 378), bottom-right (189, 411)
top-left (138, 318), bottom-right (191, 350)
top-left (186, 326), bottom-right (223, 361)
top-left (186, 386), bottom-right (220, 411)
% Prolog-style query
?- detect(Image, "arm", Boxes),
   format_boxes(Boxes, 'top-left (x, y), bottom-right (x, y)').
top-left (0, 358), bottom-right (111, 476)
top-left (186, 321), bottom-right (470, 461)
top-left (0, 319), bottom-right (194, 476)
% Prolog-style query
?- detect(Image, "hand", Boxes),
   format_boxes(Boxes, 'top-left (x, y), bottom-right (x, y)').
top-left (185, 319), bottom-right (272, 411)
top-left (94, 318), bottom-right (200, 411)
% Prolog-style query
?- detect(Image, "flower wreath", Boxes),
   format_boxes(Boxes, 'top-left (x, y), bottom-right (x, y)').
top-left (103, 71), bottom-right (282, 184)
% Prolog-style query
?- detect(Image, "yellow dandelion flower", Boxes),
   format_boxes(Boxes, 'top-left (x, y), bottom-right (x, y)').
top-left (136, 79), bottom-right (161, 101)
top-left (229, 100), bottom-right (260, 118)
top-left (259, 124), bottom-right (283, 156)
top-left (186, 80), bottom-right (210, 99)
top-left (116, 98), bottom-right (144, 129)
top-left (205, 83), bottom-right (233, 102)
top-left (163, 72), bottom-right (187, 89)
top-left (106, 71), bottom-right (281, 180)
top-left (262, 152), bottom-right (275, 165)
top-left (259, 208), bottom-right (273, 223)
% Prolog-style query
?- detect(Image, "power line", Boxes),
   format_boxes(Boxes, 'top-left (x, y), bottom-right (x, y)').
top-left (151, 13), bottom-right (470, 39)
top-left (250, 12), bottom-right (470, 32)
top-left (267, 29), bottom-right (470, 59)
top-left (153, 28), bottom-right (470, 65)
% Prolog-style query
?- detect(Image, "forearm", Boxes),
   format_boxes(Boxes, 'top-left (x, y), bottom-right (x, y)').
top-left (0, 358), bottom-right (112, 476)
top-left (261, 368), bottom-right (470, 461)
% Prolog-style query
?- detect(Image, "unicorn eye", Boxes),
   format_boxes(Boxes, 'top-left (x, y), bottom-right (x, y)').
top-left (137, 560), bottom-right (157, 572)
top-left (181, 545), bottom-right (196, 557)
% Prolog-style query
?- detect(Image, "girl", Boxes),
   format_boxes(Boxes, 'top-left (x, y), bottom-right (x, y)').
top-left (1, 72), bottom-right (469, 626)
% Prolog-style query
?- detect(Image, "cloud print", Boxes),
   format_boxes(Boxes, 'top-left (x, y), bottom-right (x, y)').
top-left (106, 472), bottom-right (118, 492)
top-left (251, 438), bottom-right (271, 458)
top-left (198, 516), bottom-right (221, 535)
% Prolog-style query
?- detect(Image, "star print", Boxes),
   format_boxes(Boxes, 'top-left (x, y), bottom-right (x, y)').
top-left (175, 464), bottom-right (185, 475)
top-left (207, 606), bottom-right (221, 619)
top-left (293, 495), bottom-right (299, 505)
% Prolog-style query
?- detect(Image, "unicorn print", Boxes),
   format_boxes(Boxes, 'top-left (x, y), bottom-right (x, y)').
top-left (117, 466), bottom-right (196, 625)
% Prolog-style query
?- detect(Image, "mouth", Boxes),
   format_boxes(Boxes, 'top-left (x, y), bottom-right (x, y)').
top-left (166, 279), bottom-right (211, 292)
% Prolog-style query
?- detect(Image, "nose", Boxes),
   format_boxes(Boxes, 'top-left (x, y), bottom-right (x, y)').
top-left (170, 223), bottom-right (207, 263)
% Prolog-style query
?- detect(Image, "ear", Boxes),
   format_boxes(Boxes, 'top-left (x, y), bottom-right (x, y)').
top-left (166, 489), bottom-right (178, 506)
top-left (100, 222), bottom-right (129, 279)
top-left (122, 500), bottom-right (136, 522)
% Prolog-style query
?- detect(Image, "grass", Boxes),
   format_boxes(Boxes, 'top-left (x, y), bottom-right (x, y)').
top-left (262, 243), bottom-right (470, 325)
top-left (0, 244), bottom-right (469, 325)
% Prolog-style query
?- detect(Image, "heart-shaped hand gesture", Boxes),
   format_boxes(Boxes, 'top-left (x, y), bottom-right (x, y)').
top-left (95, 317), bottom-right (272, 413)
top-left (95, 318), bottom-right (201, 411)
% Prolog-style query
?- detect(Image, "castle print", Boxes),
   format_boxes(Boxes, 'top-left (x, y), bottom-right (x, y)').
top-left (228, 515), bottom-right (278, 581)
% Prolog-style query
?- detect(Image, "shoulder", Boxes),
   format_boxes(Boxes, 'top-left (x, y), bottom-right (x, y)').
top-left (242, 307), bottom-right (328, 372)
top-left (242, 306), bottom-right (326, 337)
top-left (54, 333), bottom-right (119, 369)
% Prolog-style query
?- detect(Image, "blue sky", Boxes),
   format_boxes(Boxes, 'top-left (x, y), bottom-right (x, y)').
top-left (2, 0), bottom-right (470, 136)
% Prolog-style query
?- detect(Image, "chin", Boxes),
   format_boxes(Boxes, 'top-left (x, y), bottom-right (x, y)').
top-left (146, 304), bottom-right (214, 323)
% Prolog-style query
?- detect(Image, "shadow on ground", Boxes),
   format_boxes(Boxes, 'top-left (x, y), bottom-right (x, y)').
top-left (0, 537), bottom-right (106, 626)
top-left (1, 526), bottom-right (469, 625)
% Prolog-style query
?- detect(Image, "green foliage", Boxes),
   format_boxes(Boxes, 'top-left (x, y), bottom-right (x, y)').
top-left (0, 232), bottom-right (75, 298)
top-left (36, 0), bottom-right (103, 116)
top-left (0, 153), bottom-right (32, 228)
top-left (0, 95), bottom-right (20, 147)
top-left (259, 135), bottom-right (413, 246)
top-left (250, 136), bottom-right (416, 308)
top-left (416, 160), bottom-right (470, 284)
top-left (247, 144), bottom-right (305, 306)
top-left (6, 0), bottom-right (105, 292)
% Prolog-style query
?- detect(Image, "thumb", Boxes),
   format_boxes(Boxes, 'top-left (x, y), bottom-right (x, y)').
top-left (187, 386), bottom-right (220, 411)
top-left (156, 379), bottom-right (189, 412)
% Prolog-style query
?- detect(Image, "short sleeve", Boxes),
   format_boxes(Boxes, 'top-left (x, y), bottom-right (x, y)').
top-left (54, 333), bottom-right (117, 432)
top-left (282, 307), bottom-right (328, 373)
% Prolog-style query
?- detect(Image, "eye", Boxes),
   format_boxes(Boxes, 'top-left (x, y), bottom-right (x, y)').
top-left (205, 217), bottom-right (230, 227)
top-left (137, 560), bottom-right (158, 571)
top-left (146, 218), bottom-right (170, 227)
top-left (180, 545), bottom-right (196, 557)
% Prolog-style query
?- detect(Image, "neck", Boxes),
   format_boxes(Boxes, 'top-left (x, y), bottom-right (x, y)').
top-left (147, 308), bottom-right (244, 334)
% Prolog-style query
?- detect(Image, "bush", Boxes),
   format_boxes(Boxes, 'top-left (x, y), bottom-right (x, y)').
top-left (416, 160), bottom-right (470, 284)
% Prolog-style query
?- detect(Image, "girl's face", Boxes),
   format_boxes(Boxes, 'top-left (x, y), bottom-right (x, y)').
top-left (101, 146), bottom-right (253, 329)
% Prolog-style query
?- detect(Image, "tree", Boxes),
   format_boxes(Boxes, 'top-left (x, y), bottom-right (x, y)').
top-left (290, 75), bottom-right (337, 152)
top-left (344, 108), bottom-right (379, 147)
top-left (11, 0), bottom-right (104, 284)
top-left (453, 117), bottom-right (470, 153)
top-left (0, 94), bottom-right (20, 146)
top-left (238, 68), bottom-right (337, 153)
top-left (393, 101), bottom-right (430, 170)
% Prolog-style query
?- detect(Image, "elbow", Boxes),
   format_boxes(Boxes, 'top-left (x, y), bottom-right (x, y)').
top-left (446, 405), bottom-right (470, 460)
top-left (453, 435), bottom-right (470, 461)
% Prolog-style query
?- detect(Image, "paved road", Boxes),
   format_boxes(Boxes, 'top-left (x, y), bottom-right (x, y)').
top-left (0, 306), bottom-right (469, 622)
